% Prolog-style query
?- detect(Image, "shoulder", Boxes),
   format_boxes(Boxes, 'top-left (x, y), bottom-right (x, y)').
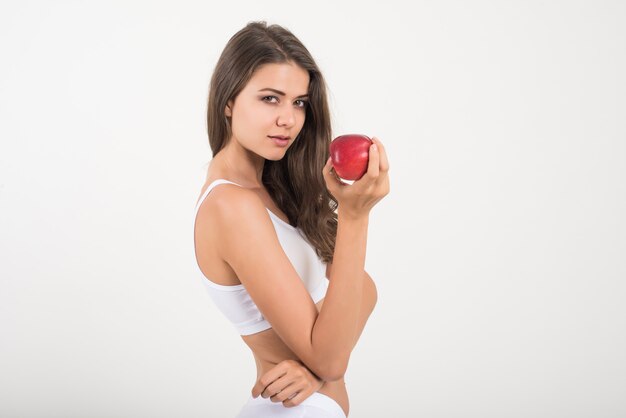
top-left (210, 184), bottom-right (266, 221)
top-left (197, 182), bottom-right (260, 215)
top-left (198, 183), bottom-right (274, 238)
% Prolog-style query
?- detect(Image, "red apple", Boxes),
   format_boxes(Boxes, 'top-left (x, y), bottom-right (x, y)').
top-left (329, 134), bottom-right (372, 180)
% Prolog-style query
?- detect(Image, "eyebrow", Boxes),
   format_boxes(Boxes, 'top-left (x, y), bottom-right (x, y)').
top-left (258, 88), bottom-right (309, 98)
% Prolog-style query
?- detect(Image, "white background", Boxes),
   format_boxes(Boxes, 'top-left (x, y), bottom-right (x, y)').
top-left (1, 1), bottom-right (625, 417)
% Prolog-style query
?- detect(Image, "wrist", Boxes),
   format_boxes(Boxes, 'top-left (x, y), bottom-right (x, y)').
top-left (337, 209), bottom-right (369, 223)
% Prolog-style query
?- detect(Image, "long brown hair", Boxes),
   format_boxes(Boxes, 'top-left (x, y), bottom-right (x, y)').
top-left (206, 21), bottom-right (338, 263)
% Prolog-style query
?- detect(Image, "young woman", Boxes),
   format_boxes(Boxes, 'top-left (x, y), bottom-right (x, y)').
top-left (193, 21), bottom-right (390, 417)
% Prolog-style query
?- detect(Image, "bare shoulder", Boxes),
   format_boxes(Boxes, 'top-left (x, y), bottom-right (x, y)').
top-left (196, 182), bottom-right (262, 225)
top-left (195, 183), bottom-right (270, 253)
top-left (207, 183), bottom-right (270, 232)
top-left (199, 183), bottom-right (281, 263)
top-left (203, 181), bottom-right (253, 203)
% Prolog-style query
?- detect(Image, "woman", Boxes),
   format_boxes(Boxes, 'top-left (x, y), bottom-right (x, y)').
top-left (193, 21), bottom-right (390, 417)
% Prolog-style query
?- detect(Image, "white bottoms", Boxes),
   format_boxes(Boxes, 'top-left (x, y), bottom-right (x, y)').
top-left (235, 392), bottom-right (346, 418)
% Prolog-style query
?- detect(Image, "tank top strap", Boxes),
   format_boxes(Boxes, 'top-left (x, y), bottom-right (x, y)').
top-left (194, 179), bottom-right (243, 213)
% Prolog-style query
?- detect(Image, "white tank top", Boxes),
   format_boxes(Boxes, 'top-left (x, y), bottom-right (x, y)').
top-left (193, 179), bottom-right (329, 336)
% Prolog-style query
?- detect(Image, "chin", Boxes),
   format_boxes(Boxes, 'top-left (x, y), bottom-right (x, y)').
top-left (266, 154), bottom-right (287, 162)
top-left (267, 148), bottom-right (290, 161)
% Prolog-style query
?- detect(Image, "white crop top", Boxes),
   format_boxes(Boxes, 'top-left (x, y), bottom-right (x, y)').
top-left (193, 179), bottom-right (329, 336)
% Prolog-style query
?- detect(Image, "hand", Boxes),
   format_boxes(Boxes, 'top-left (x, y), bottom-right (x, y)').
top-left (323, 136), bottom-right (390, 219)
top-left (251, 359), bottom-right (324, 408)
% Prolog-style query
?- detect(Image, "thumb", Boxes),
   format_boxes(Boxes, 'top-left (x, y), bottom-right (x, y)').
top-left (324, 156), bottom-right (332, 170)
top-left (323, 157), bottom-right (341, 187)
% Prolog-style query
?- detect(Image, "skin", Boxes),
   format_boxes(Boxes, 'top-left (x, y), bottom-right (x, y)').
top-left (194, 62), bottom-right (384, 416)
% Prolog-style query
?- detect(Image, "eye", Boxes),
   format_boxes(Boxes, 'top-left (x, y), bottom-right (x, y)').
top-left (262, 96), bottom-right (308, 109)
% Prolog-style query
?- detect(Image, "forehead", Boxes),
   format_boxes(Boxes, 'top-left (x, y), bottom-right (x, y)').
top-left (245, 62), bottom-right (310, 95)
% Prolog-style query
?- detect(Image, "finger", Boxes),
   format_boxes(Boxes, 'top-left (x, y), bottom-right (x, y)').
top-left (251, 366), bottom-right (288, 398)
top-left (261, 361), bottom-right (301, 399)
top-left (322, 156), bottom-right (331, 176)
top-left (365, 141), bottom-right (380, 179)
top-left (324, 155), bottom-right (333, 170)
top-left (370, 136), bottom-right (389, 172)
top-left (269, 382), bottom-right (300, 403)
top-left (282, 387), bottom-right (313, 408)
top-left (324, 156), bottom-right (338, 177)
top-left (322, 156), bottom-right (343, 189)
top-left (262, 375), bottom-right (295, 400)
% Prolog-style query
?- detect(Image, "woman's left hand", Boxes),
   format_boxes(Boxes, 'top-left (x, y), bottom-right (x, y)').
top-left (251, 359), bottom-right (324, 407)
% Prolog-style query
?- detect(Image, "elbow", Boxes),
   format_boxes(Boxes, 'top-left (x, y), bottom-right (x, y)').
top-left (316, 357), bottom-right (348, 382)
top-left (319, 368), bottom-right (346, 383)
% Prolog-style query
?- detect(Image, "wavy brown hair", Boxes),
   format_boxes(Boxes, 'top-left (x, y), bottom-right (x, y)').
top-left (206, 21), bottom-right (338, 263)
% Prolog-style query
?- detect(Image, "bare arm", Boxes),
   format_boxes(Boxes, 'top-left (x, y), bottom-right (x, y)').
top-left (323, 264), bottom-right (378, 351)
top-left (214, 138), bottom-right (389, 381)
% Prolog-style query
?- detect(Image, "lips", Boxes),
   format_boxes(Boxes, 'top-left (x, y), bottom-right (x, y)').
top-left (269, 135), bottom-right (290, 148)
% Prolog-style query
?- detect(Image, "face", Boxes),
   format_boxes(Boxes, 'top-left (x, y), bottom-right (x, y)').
top-left (225, 62), bottom-right (310, 160)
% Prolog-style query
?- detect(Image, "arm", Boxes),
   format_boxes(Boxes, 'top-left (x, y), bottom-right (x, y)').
top-left (323, 263), bottom-right (378, 352)
top-left (252, 263), bottom-right (378, 407)
top-left (251, 266), bottom-right (376, 400)
top-left (216, 138), bottom-right (388, 382)
top-left (215, 189), bottom-right (368, 381)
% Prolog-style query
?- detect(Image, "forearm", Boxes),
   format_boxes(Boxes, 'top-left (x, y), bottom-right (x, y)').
top-left (350, 271), bottom-right (377, 349)
top-left (311, 274), bottom-right (377, 384)
top-left (311, 212), bottom-right (368, 379)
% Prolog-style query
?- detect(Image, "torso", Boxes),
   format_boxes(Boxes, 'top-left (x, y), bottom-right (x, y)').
top-left (194, 175), bottom-right (349, 417)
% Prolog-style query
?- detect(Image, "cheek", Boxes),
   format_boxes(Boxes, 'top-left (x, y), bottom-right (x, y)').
top-left (232, 105), bottom-right (265, 131)
top-left (242, 104), bottom-right (274, 126)
top-left (297, 111), bottom-right (307, 128)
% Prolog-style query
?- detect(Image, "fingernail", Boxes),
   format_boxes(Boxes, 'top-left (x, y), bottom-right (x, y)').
top-left (371, 144), bottom-right (378, 151)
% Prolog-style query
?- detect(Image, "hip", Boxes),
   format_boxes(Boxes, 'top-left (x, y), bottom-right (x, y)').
top-left (252, 354), bottom-right (349, 416)
top-left (236, 391), bottom-right (347, 418)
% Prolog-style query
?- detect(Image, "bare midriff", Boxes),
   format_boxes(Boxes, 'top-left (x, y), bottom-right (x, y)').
top-left (241, 299), bottom-right (349, 417)
top-left (195, 178), bottom-right (349, 416)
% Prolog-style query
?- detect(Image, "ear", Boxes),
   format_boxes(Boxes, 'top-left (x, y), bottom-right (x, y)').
top-left (224, 100), bottom-right (233, 117)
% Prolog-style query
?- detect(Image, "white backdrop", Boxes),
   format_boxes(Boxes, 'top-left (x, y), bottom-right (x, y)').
top-left (1, 1), bottom-right (625, 417)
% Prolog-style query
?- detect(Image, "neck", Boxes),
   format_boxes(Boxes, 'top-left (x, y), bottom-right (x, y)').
top-left (210, 140), bottom-right (265, 188)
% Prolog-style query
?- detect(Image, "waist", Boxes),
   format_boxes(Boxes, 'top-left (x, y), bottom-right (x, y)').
top-left (255, 356), bottom-right (349, 416)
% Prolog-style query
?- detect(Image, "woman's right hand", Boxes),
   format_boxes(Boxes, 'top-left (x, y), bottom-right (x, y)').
top-left (323, 136), bottom-right (390, 219)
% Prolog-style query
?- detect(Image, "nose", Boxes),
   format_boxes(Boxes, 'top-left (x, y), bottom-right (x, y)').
top-left (276, 104), bottom-right (296, 128)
